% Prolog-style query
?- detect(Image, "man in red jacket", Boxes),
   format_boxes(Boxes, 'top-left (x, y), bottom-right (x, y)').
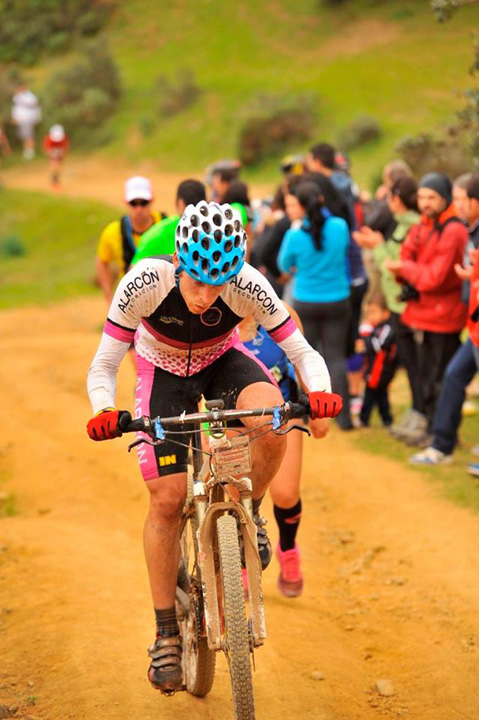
top-left (385, 172), bottom-right (467, 445)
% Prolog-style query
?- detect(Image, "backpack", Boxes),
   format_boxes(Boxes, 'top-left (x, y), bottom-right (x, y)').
top-left (120, 215), bottom-right (136, 272)
top-left (120, 212), bottom-right (167, 272)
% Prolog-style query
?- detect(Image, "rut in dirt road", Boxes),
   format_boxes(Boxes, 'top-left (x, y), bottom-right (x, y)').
top-left (0, 297), bottom-right (479, 720)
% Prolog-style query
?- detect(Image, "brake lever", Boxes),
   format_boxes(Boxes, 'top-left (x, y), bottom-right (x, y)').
top-left (274, 424), bottom-right (311, 437)
top-left (127, 437), bottom-right (164, 453)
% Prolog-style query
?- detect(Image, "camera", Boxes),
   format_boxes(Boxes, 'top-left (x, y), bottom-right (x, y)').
top-left (397, 283), bottom-right (420, 303)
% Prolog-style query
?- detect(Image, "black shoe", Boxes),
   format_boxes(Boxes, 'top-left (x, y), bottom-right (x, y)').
top-left (148, 635), bottom-right (183, 694)
top-left (254, 514), bottom-right (272, 570)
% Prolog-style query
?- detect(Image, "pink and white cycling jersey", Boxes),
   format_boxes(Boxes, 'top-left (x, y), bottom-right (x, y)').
top-left (88, 259), bottom-right (331, 413)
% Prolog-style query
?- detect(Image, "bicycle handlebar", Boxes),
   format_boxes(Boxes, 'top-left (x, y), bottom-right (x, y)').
top-left (121, 397), bottom-right (310, 437)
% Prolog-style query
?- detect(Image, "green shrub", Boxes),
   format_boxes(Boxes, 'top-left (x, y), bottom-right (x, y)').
top-left (336, 115), bottom-right (382, 152)
top-left (0, 234), bottom-right (25, 257)
top-left (0, 0), bottom-right (114, 65)
top-left (156, 70), bottom-right (201, 118)
top-left (42, 40), bottom-right (121, 147)
top-left (395, 132), bottom-right (469, 178)
top-left (238, 94), bottom-right (316, 166)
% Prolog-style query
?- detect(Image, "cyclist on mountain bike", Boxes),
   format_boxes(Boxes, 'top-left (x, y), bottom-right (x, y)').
top-left (86, 201), bottom-right (342, 694)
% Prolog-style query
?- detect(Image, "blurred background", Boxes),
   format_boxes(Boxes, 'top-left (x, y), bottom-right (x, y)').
top-left (1, 0), bottom-right (478, 308)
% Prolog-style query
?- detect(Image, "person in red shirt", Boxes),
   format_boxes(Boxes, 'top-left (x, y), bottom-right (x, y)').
top-left (43, 124), bottom-right (69, 187)
top-left (385, 172), bottom-right (467, 445)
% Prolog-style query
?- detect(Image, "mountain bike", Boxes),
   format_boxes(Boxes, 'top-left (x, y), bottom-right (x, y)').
top-left (123, 397), bottom-right (311, 720)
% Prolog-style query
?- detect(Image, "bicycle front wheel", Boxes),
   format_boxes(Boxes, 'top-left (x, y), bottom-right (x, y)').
top-left (179, 474), bottom-right (215, 697)
top-left (217, 513), bottom-right (255, 720)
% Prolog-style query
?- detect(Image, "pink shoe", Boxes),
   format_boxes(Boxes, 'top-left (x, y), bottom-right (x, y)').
top-left (276, 543), bottom-right (303, 597)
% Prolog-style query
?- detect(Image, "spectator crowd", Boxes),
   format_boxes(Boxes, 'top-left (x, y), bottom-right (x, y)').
top-left (92, 144), bottom-right (479, 479)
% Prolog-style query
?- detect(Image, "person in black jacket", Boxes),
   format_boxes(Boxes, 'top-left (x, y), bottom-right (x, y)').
top-left (356, 293), bottom-right (397, 427)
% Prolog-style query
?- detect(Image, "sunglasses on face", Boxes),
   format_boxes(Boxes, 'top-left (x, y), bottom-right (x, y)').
top-left (129, 199), bottom-right (150, 207)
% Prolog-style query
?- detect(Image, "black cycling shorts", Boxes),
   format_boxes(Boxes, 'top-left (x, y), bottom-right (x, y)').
top-left (134, 346), bottom-right (277, 479)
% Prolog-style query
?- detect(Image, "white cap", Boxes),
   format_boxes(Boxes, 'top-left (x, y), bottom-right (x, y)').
top-left (49, 124), bottom-right (65, 142)
top-left (124, 176), bottom-right (153, 203)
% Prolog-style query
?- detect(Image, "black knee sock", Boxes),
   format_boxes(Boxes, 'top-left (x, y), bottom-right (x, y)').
top-left (274, 499), bottom-right (302, 551)
top-left (155, 607), bottom-right (179, 638)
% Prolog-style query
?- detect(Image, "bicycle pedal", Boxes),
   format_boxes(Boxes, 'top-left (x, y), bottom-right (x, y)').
top-left (160, 683), bottom-right (187, 697)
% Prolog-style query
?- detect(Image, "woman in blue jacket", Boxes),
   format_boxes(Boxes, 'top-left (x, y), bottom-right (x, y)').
top-left (278, 180), bottom-right (352, 429)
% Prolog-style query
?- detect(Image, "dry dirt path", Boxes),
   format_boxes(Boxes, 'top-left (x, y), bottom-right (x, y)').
top-left (0, 157), bottom-right (271, 212)
top-left (1, 297), bottom-right (479, 720)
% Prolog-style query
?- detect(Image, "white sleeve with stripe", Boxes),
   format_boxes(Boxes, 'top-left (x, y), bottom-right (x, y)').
top-left (87, 259), bottom-right (172, 414)
top-left (226, 264), bottom-right (331, 392)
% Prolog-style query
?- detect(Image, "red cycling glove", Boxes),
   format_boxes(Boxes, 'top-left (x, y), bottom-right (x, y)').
top-left (307, 391), bottom-right (343, 419)
top-left (87, 409), bottom-right (123, 441)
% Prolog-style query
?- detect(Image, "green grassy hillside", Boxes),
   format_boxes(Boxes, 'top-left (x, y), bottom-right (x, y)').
top-left (0, 189), bottom-right (116, 308)
top-left (23, 0), bottom-right (479, 184)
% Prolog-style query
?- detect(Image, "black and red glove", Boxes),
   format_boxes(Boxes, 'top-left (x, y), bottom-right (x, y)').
top-left (307, 392), bottom-right (343, 419)
top-left (87, 409), bottom-right (131, 441)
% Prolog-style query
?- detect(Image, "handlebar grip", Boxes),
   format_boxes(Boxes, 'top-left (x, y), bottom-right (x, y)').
top-left (289, 395), bottom-right (311, 419)
top-left (120, 416), bottom-right (145, 433)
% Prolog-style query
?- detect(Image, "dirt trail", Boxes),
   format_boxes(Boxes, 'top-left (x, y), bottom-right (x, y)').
top-left (0, 157), bottom-right (271, 211)
top-left (1, 296), bottom-right (479, 720)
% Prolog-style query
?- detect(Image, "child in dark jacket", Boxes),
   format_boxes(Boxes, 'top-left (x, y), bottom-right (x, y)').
top-left (356, 294), bottom-right (397, 427)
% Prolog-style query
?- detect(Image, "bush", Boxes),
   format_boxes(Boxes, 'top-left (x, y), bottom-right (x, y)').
top-left (238, 94), bottom-right (316, 166)
top-left (0, 0), bottom-right (114, 65)
top-left (395, 132), bottom-right (470, 178)
top-left (42, 40), bottom-right (121, 147)
top-left (0, 234), bottom-right (26, 257)
top-left (336, 115), bottom-right (382, 152)
top-left (156, 70), bottom-right (201, 117)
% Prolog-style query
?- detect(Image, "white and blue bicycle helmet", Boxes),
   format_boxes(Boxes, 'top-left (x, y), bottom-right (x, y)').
top-left (175, 201), bottom-right (247, 285)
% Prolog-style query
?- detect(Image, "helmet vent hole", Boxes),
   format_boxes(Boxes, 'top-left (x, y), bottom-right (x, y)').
top-left (201, 238), bottom-right (210, 251)
top-left (222, 262), bottom-right (230, 274)
top-left (201, 221), bottom-right (211, 234)
top-left (191, 214), bottom-right (199, 227)
top-left (182, 242), bottom-right (189, 254)
top-left (202, 259), bottom-right (209, 272)
top-left (213, 213), bottom-right (222, 227)
top-left (182, 226), bottom-right (188, 238)
top-left (192, 229), bottom-right (199, 242)
top-left (224, 208), bottom-right (233, 220)
top-left (190, 268), bottom-right (199, 277)
top-left (224, 224), bottom-right (233, 236)
top-left (192, 250), bottom-right (200, 264)
top-left (234, 235), bottom-right (241, 247)
top-left (234, 220), bottom-right (240, 232)
top-left (232, 256), bottom-right (239, 268)
top-left (176, 225), bottom-right (181, 236)
top-left (210, 268), bottom-right (219, 280)
top-left (175, 241), bottom-right (181, 252)
top-left (224, 240), bottom-right (233, 253)
top-left (212, 251), bottom-right (221, 263)
top-left (214, 229), bottom-right (222, 243)
top-left (200, 205), bottom-right (209, 216)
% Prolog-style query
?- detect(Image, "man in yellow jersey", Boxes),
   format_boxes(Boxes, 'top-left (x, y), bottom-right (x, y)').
top-left (96, 176), bottom-right (163, 303)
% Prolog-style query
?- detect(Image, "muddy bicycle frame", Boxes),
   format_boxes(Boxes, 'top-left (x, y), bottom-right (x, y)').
top-left (125, 399), bottom-right (308, 715)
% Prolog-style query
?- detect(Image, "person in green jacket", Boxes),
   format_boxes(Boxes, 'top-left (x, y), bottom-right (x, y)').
top-left (355, 176), bottom-right (420, 437)
top-left (132, 179), bottom-right (206, 265)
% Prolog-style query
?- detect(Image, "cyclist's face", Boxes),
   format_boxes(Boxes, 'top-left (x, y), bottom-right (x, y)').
top-left (417, 188), bottom-right (447, 218)
top-left (285, 193), bottom-right (305, 221)
top-left (176, 262), bottom-right (225, 313)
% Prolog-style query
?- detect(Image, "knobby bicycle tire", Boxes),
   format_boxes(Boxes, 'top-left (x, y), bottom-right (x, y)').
top-left (217, 513), bottom-right (255, 720)
top-left (179, 473), bottom-right (216, 697)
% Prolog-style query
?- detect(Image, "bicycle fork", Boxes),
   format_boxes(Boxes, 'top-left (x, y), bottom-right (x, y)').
top-left (194, 476), bottom-right (266, 652)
